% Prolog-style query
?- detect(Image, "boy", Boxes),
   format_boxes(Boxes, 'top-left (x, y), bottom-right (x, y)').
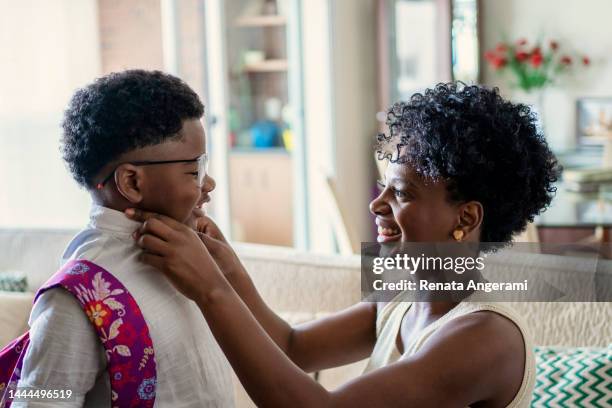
top-left (14, 70), bottom-right (234, 407)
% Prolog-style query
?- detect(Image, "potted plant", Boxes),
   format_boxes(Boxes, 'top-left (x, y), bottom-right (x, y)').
top-left (484, 38), bottom-right (590, 134)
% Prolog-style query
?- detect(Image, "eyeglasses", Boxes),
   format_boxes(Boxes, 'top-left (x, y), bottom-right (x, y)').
top-left (96, 153), bottom-right (209, 190)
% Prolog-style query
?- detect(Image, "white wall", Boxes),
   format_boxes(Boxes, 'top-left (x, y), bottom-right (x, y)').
top-left (302, 0), bottom-right (378, 253)
top-left (330, 0), bottom-right (378, 245)
top-left (302, 0), bottom-right (337, 252)
top-left (0, 0), bottom-right (101, 228)
top-left (481, 0), bottom-right (612, 151)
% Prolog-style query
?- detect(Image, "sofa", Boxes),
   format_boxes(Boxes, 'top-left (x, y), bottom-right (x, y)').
top-left (1, 229), bottom-right (611, 407)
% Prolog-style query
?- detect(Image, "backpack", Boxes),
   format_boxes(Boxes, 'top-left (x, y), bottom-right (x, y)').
top-left (0, 260), bottom-right (157, 407)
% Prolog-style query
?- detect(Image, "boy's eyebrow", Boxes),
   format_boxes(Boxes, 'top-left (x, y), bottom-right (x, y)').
top-left (145, 152), bottom-right (206, 164)
top-left (179, 156), bottom-right (200, 163)
top-left (181, 152), bottom-right (207, 163)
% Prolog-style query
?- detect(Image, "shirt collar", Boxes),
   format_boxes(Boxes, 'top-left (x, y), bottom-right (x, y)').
top-left (88, 204), bottom-right (141, 238)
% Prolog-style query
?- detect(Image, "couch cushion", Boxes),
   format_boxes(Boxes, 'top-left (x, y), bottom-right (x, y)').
top-left (510, 302), bottom-right (612, 347)
top-left (235, 243), bottom-right (361, 314)
top-left (532, 346), bottom-right (612, 407)
top-left (0, 229), bottom-right (77, 291)
top-left (0, 291), bottom-right (34, 348)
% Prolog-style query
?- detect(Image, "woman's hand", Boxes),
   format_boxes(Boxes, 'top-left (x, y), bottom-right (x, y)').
top-left (192, 214), bottom-right (249, 280)
top-left (125, 208), bottom-right (230, 302)
top-left (130, 208), bottom-right (248, 282)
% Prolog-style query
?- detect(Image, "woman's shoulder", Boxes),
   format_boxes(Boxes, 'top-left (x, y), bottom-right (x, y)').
top-left (452, 301), bottom-right (532, 342)
top-left (438, 302), bottom-right (531, 353)
top-left (416, 306), bottom-right (531, 406)
top-left (443, 304), bottom-right (526, 342)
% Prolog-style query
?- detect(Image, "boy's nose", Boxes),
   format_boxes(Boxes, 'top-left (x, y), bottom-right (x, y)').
top-left (202, 174), bottom-right (216, 193)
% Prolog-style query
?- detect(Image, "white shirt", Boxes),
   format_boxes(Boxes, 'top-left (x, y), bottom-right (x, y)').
top-left (14, 205), bottom-right (235, 407)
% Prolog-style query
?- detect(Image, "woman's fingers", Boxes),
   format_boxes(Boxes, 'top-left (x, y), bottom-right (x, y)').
top-left (198, 231), bottom-right (224, 255)
top-left (195, 216), bottom-right (228, 243)
top-left (135, 217), bottom-right (178, 242)
top-left (137, 232), bottom-right (170, 255)
top-left (198, 232), bottom-right (246, 278)
top-left (139, 252), bottom-right (166, 271)
top-left (125, 208), bottom-right (183, 231)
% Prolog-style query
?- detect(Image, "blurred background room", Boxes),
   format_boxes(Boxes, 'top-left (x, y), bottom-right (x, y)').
top-left (2, 3), bottom-right (612, 405)
top-left (1, 0), bottom-right (612, 253)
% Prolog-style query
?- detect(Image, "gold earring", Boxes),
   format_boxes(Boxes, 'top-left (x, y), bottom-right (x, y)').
top-left (453, 229), bottom-right (464, 242)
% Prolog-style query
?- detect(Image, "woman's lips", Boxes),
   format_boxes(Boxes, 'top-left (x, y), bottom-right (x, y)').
top-left (377, 233), bottom-right (402, 243)
top-left (377, 226), bottom-right (401, 243)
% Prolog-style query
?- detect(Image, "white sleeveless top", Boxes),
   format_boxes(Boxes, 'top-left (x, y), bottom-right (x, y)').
top-left (363, 295), bottom-right (535, 407)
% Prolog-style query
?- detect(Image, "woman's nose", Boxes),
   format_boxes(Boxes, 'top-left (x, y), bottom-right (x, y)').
top-left (369, 191), bottom-right (390, 216)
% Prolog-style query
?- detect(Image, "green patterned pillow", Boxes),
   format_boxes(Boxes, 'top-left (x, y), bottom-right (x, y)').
top-left (0, 272), bottom-right (28, 292)
top-left (532, 346), bottom-right (612, 407)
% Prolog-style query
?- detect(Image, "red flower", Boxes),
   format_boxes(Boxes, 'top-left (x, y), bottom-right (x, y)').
top-left (515, 51), bottom-right (530, 62)
top-left (560, 56), bottom-right (572, 65)
top-left (491, 57), bottom-right (507, 69)
top-left (516, 38), bottom-right (528, 46)
top-left (549, 40), bottom-right (559, 51)
top-left (531, 52), bottom-right (543, 68)
top-left (484, 49), bottom-right (508, 69)
top-left (114, 321), bottom-right (137, 345)
top-left (582, 56), bottom-right (591, 66)
top-left (484, 50), bottom-right (496, 61)
top-left (496, 43), bottom-right (508, 52)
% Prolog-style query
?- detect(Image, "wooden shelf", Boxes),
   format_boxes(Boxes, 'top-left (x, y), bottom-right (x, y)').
top-left (235, 15), bottom-right (287, 27)
top-left (244, 59), bottom-right (288, 73)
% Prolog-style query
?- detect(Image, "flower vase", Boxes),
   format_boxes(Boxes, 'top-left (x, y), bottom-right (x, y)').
top-left (515, 89), bottom-right (546, 137)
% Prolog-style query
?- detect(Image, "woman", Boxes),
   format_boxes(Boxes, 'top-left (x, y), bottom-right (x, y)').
top-left (126, 83), bottom-right (559, 407)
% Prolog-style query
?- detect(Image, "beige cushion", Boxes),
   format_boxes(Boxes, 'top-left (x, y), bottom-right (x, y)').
top-left (0, 229), bottom-right (76, 291)
top-left (0, 291), bottom-right (34, 348)
top-left (509, 302), bottom-right (612, 347)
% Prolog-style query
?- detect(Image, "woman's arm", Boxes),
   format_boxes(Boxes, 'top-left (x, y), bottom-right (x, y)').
top-left (126, 212), bottom-right (522, 407)
top-left (127, 209), bottom-right (377, 372)
top-left (199, 287), bottom-right (519, 408)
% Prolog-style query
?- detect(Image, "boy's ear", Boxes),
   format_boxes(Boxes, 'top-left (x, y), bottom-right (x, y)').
top-left (115, 164), bottom-right (145, 204)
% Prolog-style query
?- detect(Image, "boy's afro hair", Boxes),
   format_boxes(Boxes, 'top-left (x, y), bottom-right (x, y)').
top-left (61, 69), bottom-right (204, 187)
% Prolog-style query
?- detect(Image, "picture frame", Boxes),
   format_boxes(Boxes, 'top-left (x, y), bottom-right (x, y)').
top-left (576, 97), bottom-right (612, 146)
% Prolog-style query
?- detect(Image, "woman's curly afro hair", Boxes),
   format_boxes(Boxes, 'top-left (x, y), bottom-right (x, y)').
top-left (61, 69), bottom-right (204, 188)
top-left (377, 82), bottom-right (561, 246)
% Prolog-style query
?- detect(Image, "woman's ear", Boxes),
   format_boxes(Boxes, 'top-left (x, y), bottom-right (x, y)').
top-left (455, 201), bottom-right (483, 239)
top-left (115, 164), bottom-right (144, 204)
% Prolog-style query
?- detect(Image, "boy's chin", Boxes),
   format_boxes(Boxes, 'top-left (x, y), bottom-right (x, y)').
top-left (192, 207), bottom-right (205, 218)
top-left (185, 207), bottom-right (205, 229)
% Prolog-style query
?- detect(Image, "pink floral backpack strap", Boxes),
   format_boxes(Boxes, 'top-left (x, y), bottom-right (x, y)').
top-left (2, 260), bottom-right (157, 408)
top-left (0, 333), bottom-right (30, 407)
